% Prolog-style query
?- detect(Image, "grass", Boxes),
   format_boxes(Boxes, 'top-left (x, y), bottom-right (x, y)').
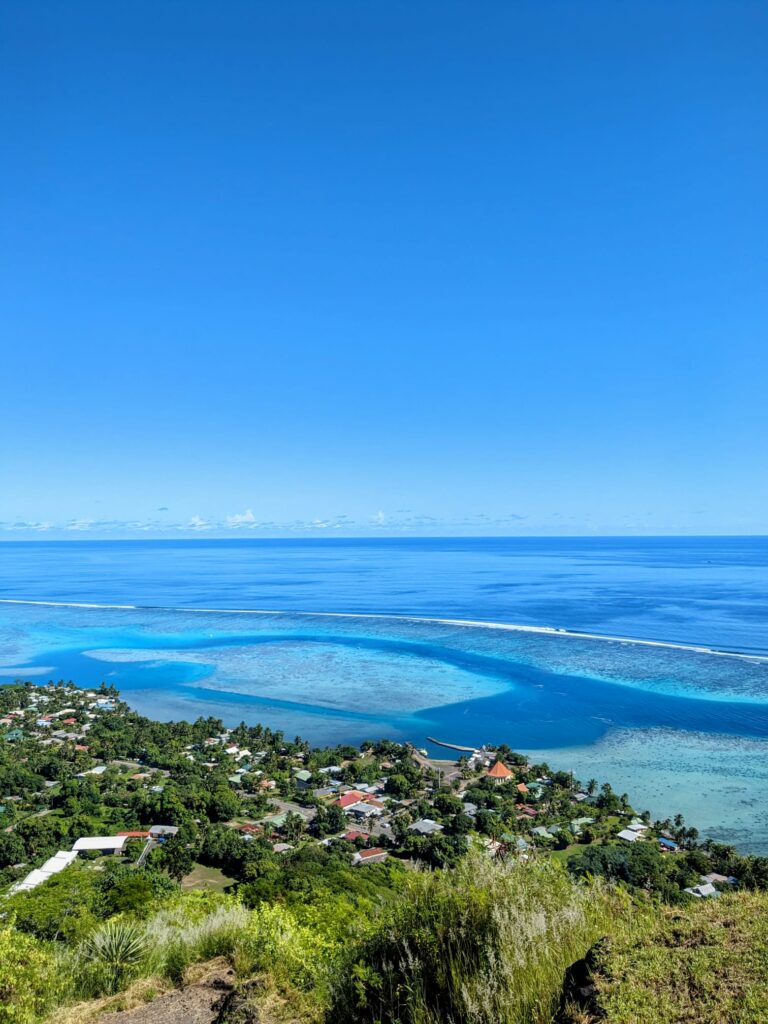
top-left (181, 863), bottom-right (236, 892)
top-left (330, 849), bottom-right (630, 1024)
top-left (592, 890), bottom-right (768, 1024)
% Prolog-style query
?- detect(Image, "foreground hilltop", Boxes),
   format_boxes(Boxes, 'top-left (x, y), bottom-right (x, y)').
top-left (2, 680), bottom-right (768, 1024)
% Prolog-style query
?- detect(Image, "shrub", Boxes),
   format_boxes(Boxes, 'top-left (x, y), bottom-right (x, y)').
top-left (77, 918), bottom-right (150, 995)
top-left (0, 921), bottom-right (62, 1023)
top-left (330, 850), bottom-right (626, 1024)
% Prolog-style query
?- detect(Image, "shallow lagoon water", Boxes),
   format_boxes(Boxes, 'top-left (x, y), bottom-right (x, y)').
top-left (2, 599), bottom-right (768, 851)
top-left (1, 537), bottom-right (767, 851)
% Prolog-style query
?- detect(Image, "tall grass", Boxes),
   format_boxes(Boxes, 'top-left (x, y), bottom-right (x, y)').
top-left (329, 850), bottom-right (629, 1024)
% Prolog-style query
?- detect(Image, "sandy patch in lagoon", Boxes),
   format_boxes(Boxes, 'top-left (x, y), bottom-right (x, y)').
top-left (81, 641), bottom-right (511, 714)
top-left (0, 664), bottom-right (57, 678)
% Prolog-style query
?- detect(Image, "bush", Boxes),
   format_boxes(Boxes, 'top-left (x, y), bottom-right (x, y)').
top-left (0, 921), bottom-right (62, 1023)
top-left (330, 850), bottom-right (626, 1024)
top-left (77, 918), bottom-right (150, 995)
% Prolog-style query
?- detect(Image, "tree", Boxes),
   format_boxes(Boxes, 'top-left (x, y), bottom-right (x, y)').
top-left (282, 812), bottom-right (306, 843)
top-left (0, 832), bottom-right (26, 869)
top-left (206, 785), bottom-right (241, 822)
top-left (160, 836), bottom-right (194, 882)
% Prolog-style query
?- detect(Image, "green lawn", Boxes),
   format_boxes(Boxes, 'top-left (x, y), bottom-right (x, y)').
top-left (180, 863), bottom-right (236, 892)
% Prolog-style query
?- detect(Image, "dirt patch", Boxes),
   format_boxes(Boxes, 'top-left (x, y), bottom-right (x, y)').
top-left (97, 966), bottom-right (235, 1024)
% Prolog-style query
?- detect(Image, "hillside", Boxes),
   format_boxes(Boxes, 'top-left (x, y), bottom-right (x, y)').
top-left (575, 890), bottom-right (768, 1024)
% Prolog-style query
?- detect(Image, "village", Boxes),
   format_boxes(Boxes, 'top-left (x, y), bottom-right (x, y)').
top-left (0, 681), bottom-right (742, 907)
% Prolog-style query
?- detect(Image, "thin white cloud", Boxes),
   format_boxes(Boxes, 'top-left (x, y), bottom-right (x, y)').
top-left (226, 509), bottom-right (257, 528)
top-left (185, 515), bottom-right (211, 531)
top-left (64, 518), bottom-right (95, 531)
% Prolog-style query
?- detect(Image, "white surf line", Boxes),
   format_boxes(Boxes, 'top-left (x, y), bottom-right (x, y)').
top-left (2, 598), bottom-right (766, 664)
top-left (0, 599), bottom-right (138, 610)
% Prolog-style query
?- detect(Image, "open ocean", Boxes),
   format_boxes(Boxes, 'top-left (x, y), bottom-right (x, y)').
top-left (1, 537), bottom-right (767, 851)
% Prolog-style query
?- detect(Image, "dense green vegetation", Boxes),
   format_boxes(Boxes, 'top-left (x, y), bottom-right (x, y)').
top-left (2, 680), bottom-right (768, 1024)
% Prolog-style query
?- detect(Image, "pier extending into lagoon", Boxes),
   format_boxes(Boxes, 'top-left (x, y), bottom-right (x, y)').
top-left (426, 736), bottom-right (478, 753)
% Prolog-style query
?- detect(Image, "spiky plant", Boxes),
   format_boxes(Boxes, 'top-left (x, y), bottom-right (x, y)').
top-left (79, 918), bottom-right (150, 994)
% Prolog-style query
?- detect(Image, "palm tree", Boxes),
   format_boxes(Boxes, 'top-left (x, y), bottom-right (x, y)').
top-left (586, 779), bottom-right (597, 796)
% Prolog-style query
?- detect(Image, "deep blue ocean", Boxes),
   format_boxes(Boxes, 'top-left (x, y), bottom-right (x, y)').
top-left (1, 537), bottom-right (767, 850)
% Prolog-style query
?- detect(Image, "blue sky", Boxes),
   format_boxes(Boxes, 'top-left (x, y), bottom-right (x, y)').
top-left (1, 1), bottom-right (766, 538)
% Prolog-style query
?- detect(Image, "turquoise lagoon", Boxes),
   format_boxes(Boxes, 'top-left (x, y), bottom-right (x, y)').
top-left (2, 597), bottom-right (768, 852)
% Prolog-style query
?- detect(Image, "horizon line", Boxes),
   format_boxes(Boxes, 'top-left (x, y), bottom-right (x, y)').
top-left (0, 533), bottom-right (766, 543)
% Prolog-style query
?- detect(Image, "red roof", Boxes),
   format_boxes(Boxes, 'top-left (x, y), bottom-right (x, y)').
top-left (487, 761), bottom-right (513, 779)
top-left (358, 847), bottom-right (386, 859)
top-left (344, 830), bottom-right (370, 841)
top-left (117, 831), bottom-right (150, 838)
top-left (516, 782), bottom-right (529, 793)
top-left (334, 791), bottom-right (366, 808)
top-left (61, 718), bottom-right (77, 725)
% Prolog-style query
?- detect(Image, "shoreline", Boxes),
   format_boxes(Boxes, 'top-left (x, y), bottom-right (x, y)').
top-left (1, 597), bottom-right (767, 663)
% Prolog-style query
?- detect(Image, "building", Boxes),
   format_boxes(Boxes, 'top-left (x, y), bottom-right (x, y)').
top-left (684, 882), bottom-right (720, 899)
top-left (353, 847), bottom-right (388, 866)
top-left (149, 824), bottom-right (179, 841)
top-left (409, 818), bottom-right (444, 836)
top-left (8, 850), bottom-right (78, 895)
top-left (616, 828), bottom-right (642, 843)
top-left (487, 761), bottom-right (514, 784)
top-left (72, 836), bottom-right (129, 855)
top-left (333, 791), bottom-right (367, 809)
top-left (346, 801), bottom-right (383, 819)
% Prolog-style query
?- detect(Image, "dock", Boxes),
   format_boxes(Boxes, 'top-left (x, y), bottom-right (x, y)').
top-left (426, 736), bottom-right (478, 754)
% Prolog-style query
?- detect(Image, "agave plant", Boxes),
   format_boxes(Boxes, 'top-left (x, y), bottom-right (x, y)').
top-left (79, 918), bottom-right (150, 994)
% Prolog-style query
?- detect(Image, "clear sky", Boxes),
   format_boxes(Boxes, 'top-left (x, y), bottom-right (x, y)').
top-left (1, 1), bottom-right (766, 538)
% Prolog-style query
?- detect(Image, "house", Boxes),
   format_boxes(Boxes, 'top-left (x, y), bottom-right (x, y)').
top-left (616, 828), bottom-right (642, 843)
top-left (701, 872), bottom-right (737, 886)
top-left (273, 842), bottom-right (294, 854)
top-left (462, 802), bottom-right (478, 817)
top-left (516, 782), bottom-right (529, 795)
top-left (346, 801), bottom-right (383, 819)
top-left (294, 769), bottom-right (313, 792)
top-left (487, 761), bottom-right (513, 784)
top-left (343, 830), bottom-right (370, 842)
top-left (333, 791), bottom-right (367, 809)
top-left (72, 835), bottom-right (129, 855)
top-left (149, 825), bottom-right (179, 841)
top-left (658, 837), bottom-right (679, 852)
top-left (531, 826), bottom-right (553, 839)
top-left (684, 882), bottom-right (720, 899)
top-left (117, 831), bottom-right (151, 839)
top-left (409, 819), bottom-right (444, 836)
top-left (353, 847), bottom-right (388, 866)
